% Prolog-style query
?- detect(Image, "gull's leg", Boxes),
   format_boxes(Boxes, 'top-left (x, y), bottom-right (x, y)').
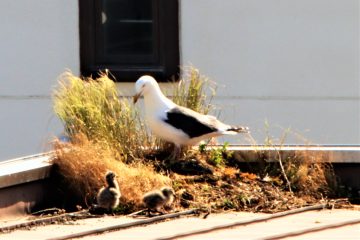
top-left (156, 209), bottom-right (165, 215)
top-left (168, 144), bottom-right (181, 162)
top-left (174, 144), bottom-right (181, 160)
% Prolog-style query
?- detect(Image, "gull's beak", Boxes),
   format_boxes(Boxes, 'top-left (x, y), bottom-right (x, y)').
top-left (133, 92), bottom-right (142, 104)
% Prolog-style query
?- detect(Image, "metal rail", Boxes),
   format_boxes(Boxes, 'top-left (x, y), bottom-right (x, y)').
top-left (259, 218), bottom-right (360, 240)
top-left (154, 204), bottom-right (327, 240)
top-left (0, 210), bottom-right (92, 233)
top-left (47, 209), bottom-right (198, 240)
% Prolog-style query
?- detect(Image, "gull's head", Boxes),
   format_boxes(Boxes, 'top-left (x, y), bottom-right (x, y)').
top-left (105, 171), bottom-right (116, 184)
top-left (133, 75), bottom-right (159, 103)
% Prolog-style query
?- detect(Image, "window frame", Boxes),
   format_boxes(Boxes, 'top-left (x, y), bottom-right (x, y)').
top-left (79, 0), bottom-right (179, 82)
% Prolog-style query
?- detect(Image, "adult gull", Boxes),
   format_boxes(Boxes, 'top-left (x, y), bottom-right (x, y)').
top-left (133, 75), bottom-right (249, 159)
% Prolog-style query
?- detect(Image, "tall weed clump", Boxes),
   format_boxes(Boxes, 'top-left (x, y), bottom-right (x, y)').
top-left (53, 71), bottom-right (149, 160)
top-left (172, 66), bottom-right (216, 115)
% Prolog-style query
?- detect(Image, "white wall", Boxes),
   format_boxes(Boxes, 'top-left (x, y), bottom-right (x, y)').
top-left (0, 0), bottom-right (79, 160)
top-left (0, 0), bottom-right (358, 160)
top-left (180, 0), bottom-right (360, 144)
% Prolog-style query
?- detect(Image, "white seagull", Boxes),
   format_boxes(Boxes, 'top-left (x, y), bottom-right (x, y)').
top-left (133, 75), bottom-right (249, 159)
top-left (96, 171), bottom-right (121, 213)
top-left (142, 186), bottom-right (175, 216)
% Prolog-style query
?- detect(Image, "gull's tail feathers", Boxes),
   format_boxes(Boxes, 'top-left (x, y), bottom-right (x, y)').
top-left (224, 126), bottom-right (250, 135)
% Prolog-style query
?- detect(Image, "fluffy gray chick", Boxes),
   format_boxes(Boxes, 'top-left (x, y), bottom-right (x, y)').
top-left (142, 187), bottom-right (175, 216)
top-left (96, 171), bottom-right (121, 211)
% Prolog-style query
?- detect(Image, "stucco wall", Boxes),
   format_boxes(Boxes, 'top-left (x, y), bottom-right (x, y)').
top-left (180, 0), bottom-right (359, 144)
top-left (0, 0), bottom-right (79, 160)
top-left (0, 0), bottom-right (359, 160)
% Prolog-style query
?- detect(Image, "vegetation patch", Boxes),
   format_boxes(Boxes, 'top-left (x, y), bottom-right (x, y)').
top-left (53, 71), bottom-right (150, 161)
top-left (50, 68), bottom-right (345, 215)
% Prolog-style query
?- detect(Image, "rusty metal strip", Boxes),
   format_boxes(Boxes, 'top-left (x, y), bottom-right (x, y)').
top-left (259, 218), bottom-right (360, 240)
top-left (47, 209), bottom-right (198, 240)
top-left (155, 204), bottom-right (326, 240)
top-left (0, 210), bottom-right (92, 233)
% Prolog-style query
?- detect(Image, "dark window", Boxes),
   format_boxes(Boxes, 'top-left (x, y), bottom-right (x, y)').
top-left (79, 0), bottom-right (179, 81)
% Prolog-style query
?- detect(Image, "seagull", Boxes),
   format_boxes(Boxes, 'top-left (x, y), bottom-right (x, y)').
top-left (133, 75), bottom-right (249, 159)
top-left (96, 171), bottom-right (121, 213)
top-left (142, 187), bottom-right (175, 216)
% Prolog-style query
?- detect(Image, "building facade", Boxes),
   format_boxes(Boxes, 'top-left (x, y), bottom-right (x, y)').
top-left (0, 0), bottom-right (358, 160)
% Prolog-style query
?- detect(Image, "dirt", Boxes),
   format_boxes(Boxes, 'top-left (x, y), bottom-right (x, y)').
top-left (140, 150), bottom-right (352, 215)
top-left (48, 143), bottom-right (358, 218)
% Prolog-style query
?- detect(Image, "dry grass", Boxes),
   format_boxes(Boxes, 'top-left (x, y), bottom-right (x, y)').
top-left (53, 135), bottom-right (170, 208)
top-left (169, 156), bottom-right (317, 213)
top-left (239, 123), bottom-right (337, 198)
top-left (284, 149), bottom-right (336, 197)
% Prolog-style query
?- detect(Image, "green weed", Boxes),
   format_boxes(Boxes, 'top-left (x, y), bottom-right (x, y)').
top-left (53, 71), bottom-right (150, 161)
top-left (206, 142), bottom-right (232, 167)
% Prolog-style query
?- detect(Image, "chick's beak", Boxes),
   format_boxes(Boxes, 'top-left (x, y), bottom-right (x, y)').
top-left (133, 92), bottom-right (142, 104)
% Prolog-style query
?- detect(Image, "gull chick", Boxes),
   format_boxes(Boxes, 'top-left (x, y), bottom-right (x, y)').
top-left (96, 171), bottom-right (121, 212)
top-left (133, 75), bottom-right (249, 158)
top-left (142, 187), bottom-right (175, 216)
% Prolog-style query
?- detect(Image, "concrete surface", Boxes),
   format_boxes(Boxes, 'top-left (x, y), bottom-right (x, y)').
top-left (1, 209), bottom-right (359, 240)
